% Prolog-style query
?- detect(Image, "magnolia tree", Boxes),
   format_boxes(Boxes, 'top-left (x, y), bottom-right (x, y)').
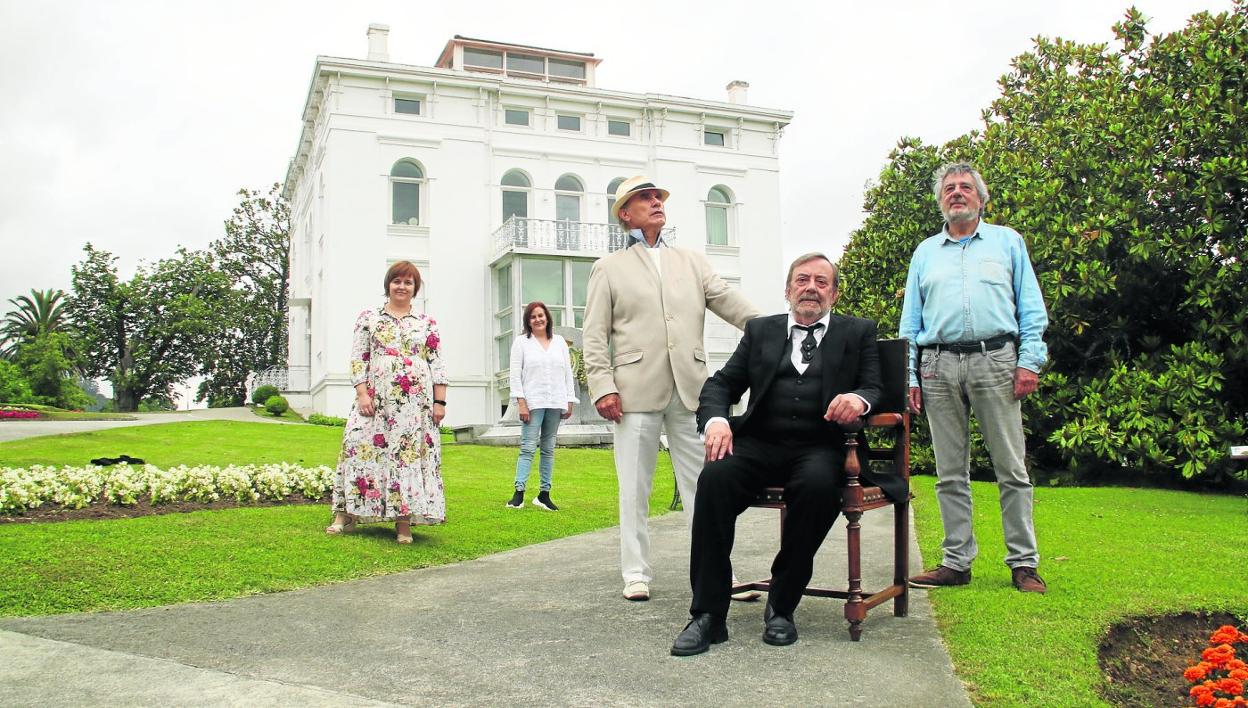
top-left (839, 4), bottom-right (1248, 484)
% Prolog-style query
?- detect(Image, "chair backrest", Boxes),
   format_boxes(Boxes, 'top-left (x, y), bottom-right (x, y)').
top-left (874, 338), bottom-right (909, 415)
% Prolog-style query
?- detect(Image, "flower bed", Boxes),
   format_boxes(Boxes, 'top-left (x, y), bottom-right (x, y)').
top-left (0, 409), bottom-right (42, 419)
top-left (1184, 623), bottom-right (1248, 706)
top-left (0, 463), bottom-right (334, 514)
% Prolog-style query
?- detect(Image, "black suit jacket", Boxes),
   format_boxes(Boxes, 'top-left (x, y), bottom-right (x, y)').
top-left (697, 312), bottom-right (905, 501)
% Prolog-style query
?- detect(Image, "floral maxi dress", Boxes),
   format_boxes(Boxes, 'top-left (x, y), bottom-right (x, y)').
top-left (332, 307), bottom-right (449, 524)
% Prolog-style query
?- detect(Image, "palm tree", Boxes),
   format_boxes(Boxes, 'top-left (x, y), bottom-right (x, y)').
top-left (1, 289), bottom-right (69, 359)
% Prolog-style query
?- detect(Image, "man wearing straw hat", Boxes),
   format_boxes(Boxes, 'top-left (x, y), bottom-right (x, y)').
top-left (584, 176), bottom-right (760, 602)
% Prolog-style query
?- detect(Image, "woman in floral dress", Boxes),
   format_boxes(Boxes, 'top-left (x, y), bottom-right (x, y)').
top-left (326, 261), bottom-right (448, 543)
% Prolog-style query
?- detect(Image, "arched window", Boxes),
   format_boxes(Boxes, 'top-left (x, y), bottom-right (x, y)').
top-left (555, 175), bottom-right (583, 248)
top-left (554, 174), bottom-right (583, 223)
top-left (606, 177), bottom-right (627, 223)
top-left (390, 160), bottom-right (425, 225)
top-left (705, 185), bottom-right (733, 245)
top-left (501, 170), bottom-right (530, 222)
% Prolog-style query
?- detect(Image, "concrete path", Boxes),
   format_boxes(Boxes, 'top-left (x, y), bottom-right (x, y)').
top-left (0, 505), bottom-right (971, 706)
top-left (0, 407), bottom-right (299, 444)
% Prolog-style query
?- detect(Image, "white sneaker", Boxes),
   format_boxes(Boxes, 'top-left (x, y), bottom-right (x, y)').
top-left (623, 580), bottom-right (650, 601)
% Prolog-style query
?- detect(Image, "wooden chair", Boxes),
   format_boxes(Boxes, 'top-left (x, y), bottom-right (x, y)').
top-left (730, 337), bottom-right (912, 641)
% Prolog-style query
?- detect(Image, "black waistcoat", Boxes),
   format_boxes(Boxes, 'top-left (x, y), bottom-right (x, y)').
top-left (747, 341), bottom-right (827, 445)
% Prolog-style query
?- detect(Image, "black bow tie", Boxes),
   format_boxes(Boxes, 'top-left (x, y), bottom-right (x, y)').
top-left (794, 323), bottom-right (824, 363)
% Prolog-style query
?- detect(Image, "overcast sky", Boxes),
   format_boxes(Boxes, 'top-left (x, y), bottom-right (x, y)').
top-left (0, 0), bottom-right (1226, 305)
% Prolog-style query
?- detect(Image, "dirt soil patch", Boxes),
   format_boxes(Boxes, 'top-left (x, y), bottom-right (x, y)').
top-left (0, 494), bottom-right (327, 524)
top-left (1098, 611), bottom-right (1246, 706)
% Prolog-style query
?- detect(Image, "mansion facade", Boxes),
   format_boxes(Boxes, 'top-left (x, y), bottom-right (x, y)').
top-left (278, 27), bottom-right (793, 425)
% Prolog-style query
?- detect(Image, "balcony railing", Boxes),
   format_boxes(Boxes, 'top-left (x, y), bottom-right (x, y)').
top-left (249, 366), bottom-right (310, 395)
top-left (492, 217), bottom-right (675, 256)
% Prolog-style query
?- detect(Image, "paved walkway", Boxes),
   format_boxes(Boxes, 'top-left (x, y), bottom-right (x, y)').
top-left (0, 504), bottom-right (971, 706)
top-left (0, 407), bottom-right (299, 443)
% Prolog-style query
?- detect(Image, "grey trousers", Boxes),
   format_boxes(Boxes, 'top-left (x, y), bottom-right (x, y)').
top-left (920, 341), bottom-right (1039, 571)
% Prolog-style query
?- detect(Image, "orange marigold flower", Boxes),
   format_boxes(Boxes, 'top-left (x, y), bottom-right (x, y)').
top-left (1231, 660), bottom-right (1248, 671)
top-left (1231, 696), bottom-right (1247, 706)
top-left (1230, 669), bottom-right (1248, 681)
top-left (1196, 691), bottom-right (1216, 707)
top-left (1205, 645), bottom-right (1237, 666)
top-left (1197, 684), bottom-right (1217, 696)
top-left (1216, 699), bottom-right (1234, 708)
top-left (1189, 664), bottom-right (1213, 682)
top-left (1215, 678), bottom-right (1244, 696)
top-left (1212, 626), bottom-right (1247, 645)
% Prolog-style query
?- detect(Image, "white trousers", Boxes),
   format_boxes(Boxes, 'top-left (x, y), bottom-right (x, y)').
top-left (614, 390), bottom-right (705, 584)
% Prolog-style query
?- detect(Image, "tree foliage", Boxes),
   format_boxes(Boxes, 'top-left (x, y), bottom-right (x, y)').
top-left (13, 332), bottom-right (92, 410)
top-left (197, 184), bottom-right (291, 407)
top-left (69, 244), bottom-right (234, 412)
top-left (1, 289), bottom-right (70, 359)
top-left (839, 4), bottom-right (1248, 484)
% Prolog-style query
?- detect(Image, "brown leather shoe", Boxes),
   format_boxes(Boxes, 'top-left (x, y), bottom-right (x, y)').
top-left (1011, 566), bottom-right (1047, 593)
top-left (908, 565), bottom-right (971, 589)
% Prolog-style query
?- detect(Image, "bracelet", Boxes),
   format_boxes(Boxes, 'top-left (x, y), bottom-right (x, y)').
top-left (433, 399), bottom-right (447, 406)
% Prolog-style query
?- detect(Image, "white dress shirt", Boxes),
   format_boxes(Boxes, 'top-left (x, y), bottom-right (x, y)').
top-left (509, 334), bottom-right (578, 410)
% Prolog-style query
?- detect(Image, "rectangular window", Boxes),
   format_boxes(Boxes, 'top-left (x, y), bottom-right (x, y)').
top-left (607, 120), bottom-right (631, 137)
top-left (704, 129), bottom-right (726, 147)
top-left (394, 97), bottom-right (421, 115)
top-left (548, 58), bottom-right (586, 80)
top-left (507, 53), bottom-right (545, 74)
top-left (392, 182), bottom-right (420, 225)
top-left (557, 115), bottom-right (581, 131)
top-left (502, 190), bottom-right (527, 221)
top-left (521, 258), bottom-right (566, 307)
top-left (495, 265), bottom-right (512, 310)
top-left (504, 109), bottom-right (530, 126)
top-left (464, 48), bottom-right (503, 69)
top-left (706, 206), bottom-right (728, 245)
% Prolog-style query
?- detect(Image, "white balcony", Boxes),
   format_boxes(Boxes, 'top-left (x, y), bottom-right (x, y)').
top-left (491, 217), bottom-right (675, 260)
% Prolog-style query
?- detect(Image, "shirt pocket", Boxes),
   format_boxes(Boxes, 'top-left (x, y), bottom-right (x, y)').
top-left (979, 259), bottom-right (1011, 286)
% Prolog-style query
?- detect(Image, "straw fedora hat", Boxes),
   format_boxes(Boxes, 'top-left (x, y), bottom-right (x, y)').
top-left (611, 176), bottom-right (670, 222)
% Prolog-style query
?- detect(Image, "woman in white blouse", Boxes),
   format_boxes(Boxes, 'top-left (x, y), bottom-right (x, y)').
top-left (507, 301), bottom-right (578, 511)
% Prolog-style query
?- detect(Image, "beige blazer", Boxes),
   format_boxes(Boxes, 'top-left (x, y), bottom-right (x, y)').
top-left (583, 243), bottom-right (760, 413)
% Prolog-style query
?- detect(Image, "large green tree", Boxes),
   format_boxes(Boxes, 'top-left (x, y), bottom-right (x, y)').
top-left (839, 4), bottom-right (1247, 484)
top-left (69, 244), bottom-right (234, 412)
top-left (197, 184), bottom-right (291, 406)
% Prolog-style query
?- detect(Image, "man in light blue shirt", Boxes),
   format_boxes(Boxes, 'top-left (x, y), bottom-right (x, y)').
top-left (899, 163), bottom-right (1049, 594)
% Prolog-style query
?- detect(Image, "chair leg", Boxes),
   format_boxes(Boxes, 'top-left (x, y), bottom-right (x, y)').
top-left (895, 500), bottom-right (909, 618)
top-left (844, 509), bottom-right (864, 641)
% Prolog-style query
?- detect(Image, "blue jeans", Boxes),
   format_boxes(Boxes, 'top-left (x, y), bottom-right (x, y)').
top-left (514, 408), bottom-right (562, 491)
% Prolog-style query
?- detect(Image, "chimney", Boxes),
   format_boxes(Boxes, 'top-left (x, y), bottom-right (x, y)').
top-left (726, 80), bottom-right (749, 104)
top-left (367, 24), bottom-right (390, 62)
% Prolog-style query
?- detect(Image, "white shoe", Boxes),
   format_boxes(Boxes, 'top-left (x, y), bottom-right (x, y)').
top-left (623, 580), bottom-right (650, 601)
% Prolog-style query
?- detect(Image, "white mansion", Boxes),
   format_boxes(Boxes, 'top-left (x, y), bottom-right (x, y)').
top-left (279, 27), bottom-right (793, 425)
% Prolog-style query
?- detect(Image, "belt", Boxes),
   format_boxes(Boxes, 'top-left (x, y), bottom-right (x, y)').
top-left (929, 334), bottom-right (1014, 354)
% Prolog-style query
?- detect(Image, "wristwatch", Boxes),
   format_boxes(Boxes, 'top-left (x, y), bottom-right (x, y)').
top-left (433, 399), bottom-right (447, 406)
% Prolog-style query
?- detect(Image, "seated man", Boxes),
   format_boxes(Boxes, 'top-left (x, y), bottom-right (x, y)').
top-left (671, 252), bottom-right (905, 655)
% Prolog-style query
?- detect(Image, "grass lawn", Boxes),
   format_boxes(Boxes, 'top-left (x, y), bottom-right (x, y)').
top-left (909, 475), bottom-right (1248, 706)
top-left (0, 421), bottom-right (675, 617)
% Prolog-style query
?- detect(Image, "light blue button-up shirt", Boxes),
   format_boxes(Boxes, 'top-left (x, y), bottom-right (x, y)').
top-left (898, 221), bottom-right (1048, 387)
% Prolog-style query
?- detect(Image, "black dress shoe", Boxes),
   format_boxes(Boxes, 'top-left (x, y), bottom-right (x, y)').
top-left (670, 613), bottom-right (728, 656)
top-left (763, 602), bottom-right (798, 646)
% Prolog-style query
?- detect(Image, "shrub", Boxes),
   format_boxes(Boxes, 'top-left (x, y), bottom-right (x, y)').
top-left (251, 385), bottom-right (279, 406)
top-left (308, 412), bottom-right (346, 427)
top-left (264, 395), bottom-right (289, 416)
